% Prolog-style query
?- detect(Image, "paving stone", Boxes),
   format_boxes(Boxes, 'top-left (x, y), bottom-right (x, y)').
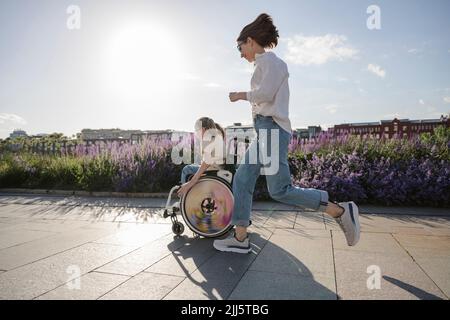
top-left (35, 271), bottom-right (130, 300)
top-left (249, 229), bottom-right (334, 279)
top-left (333, 249), bottom-right (446, 300)
top-left (264, 211), bottom-right (297, 228)
top-left (0, 242), bottom-right (136, 299)
top-left (0, 203), bottom-right (142, 223)
top-left (1, 194), bottom-right (450, 300)
top-left (228, 270), bottom-right (336, 300)
top-left (393, 234), bottom-right (450, 258)
top-left (332, 231), bottom-right (411, 258)
top-left (163, 226), bottom-right (273, 300)
top-left (91, 223), bottom-right (170, 246)
top-left (249, 210), bottom-right (272, 227)
top-left (294, 212), bottom-right (326, 230)
top-left (0, 218), bottom-right (24, 230)
top-left (407, 257), bottom-right (450, 299)
top-left (96, 234), bottom-right (189, 276)
top-left (49, 206), bottom-right (135, 222)
top-left (117, 207), bottom-right (172, 224)
top-left (0, 219), bottom-right (91, 233)
top-left (0, 228), bottom-right (57, 250)
top-left (326, 214), bottom-right (450, 236)
top-left (0, 194), bottom-right (167, 209)
top-left (0, 204), bottom-right (48, 219)
top-left (145, 237), bottom-right (216, 277)
top-left (393, 234), bottom-right (450, 298)
top-left (0, 224), bottom-right (130, 270)
top-left (99, 272), bottom-right (185, 300)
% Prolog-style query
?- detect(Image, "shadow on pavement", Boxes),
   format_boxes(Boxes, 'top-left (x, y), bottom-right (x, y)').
top-left (165, 231), bottom-right (337, 300)
top-left (383, 276), bottom-right (443, 300)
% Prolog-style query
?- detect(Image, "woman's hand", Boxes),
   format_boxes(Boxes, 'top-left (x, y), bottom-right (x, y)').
top-left (229, 92), bottom-right (246, 102)
top-left (177, 181), bottom-right (195, 197)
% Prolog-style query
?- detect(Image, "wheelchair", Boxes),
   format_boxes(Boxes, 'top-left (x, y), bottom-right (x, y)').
top-left (162, 168), bottom-right (235, 238)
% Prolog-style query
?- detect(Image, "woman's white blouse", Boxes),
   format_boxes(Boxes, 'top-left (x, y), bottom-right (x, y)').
top-left (246, 51), bottom-right (292, 134)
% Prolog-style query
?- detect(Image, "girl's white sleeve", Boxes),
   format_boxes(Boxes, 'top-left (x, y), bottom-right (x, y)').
top-left (246, 58), bottom-right (288, 105)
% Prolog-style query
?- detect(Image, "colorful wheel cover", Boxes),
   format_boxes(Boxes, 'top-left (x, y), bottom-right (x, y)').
top-left (181, 177), bottom-right (233, 236)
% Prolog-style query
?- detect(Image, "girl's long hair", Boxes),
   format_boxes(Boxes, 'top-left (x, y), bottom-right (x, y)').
top-left (195, 117), bottom-right (225, 140)
top-left (195, 117), bottom-right (226, 163)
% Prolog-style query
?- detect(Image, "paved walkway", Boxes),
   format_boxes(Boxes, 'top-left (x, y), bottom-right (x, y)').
top-left (0, 193), bottom-right (449, 300)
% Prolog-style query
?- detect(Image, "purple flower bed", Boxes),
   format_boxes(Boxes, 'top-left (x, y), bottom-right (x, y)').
top-left (254, 127), bottom-right (450, 207)
top-left (283, 151), bottom-right (450, 206)
top-left (1, 126), bottom-right (449, 207)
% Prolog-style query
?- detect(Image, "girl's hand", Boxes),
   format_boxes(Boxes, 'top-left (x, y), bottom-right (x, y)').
top-left (177, 181), bottom-right (195, 197)
top-left (229, 92), bottom-right (243, 102)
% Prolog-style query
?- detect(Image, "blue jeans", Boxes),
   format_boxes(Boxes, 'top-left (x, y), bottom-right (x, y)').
top-left (180, 164), bottom-right (200, 184)
top-left (231, 114), bottom-right (329, 227)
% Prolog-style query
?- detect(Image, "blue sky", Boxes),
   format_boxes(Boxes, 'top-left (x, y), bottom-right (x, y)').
top-left (1, 0), bottom-right (449, 139)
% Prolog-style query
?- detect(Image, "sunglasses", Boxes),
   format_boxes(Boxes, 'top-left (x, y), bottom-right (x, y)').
top-left (237, 41), bottom-right (245, 52)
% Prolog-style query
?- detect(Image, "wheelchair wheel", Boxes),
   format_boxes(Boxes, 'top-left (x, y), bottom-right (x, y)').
top-left (180, 175), bottom-right (234, 238)
top-left (172, 221), bottom-right (185, 236)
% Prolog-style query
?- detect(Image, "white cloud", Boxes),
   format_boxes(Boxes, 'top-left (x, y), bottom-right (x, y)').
top-left (419, 99), bottom-right (425, 105)
top-left (408, 48), bottom-right (419, 54)
top-left (283, 34), bottom-right (358, 66)
top-left (325, 104), bottom-right (338, 114)
top-left (0, 113), bottom-right (27, 126)
top-left (443, 97), bottom-right (450, 103)
top-left (367, 64), bottom-right (386, 78)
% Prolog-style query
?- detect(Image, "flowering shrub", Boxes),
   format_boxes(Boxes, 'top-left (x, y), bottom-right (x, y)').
top-left (0, 126), bottom-right (449, 207)
top-left (281, 126), bottom-right (450, 206)
top-left (0, 138), bottom-right (182, 193)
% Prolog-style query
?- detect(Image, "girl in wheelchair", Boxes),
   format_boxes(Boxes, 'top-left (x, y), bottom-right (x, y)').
top-left (177, 117), bottom-right (228, 197)
top-left (162, 117), bottom-right (235, 238)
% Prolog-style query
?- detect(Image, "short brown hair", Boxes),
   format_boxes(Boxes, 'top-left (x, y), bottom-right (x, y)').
top-left (237, 13), bottom-right (279, 49)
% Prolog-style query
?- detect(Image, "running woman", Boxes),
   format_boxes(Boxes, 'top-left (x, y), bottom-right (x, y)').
top-left (213, 13), bottom-right (360, 254)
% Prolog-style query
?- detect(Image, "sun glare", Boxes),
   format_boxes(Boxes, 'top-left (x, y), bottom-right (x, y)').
top-left (105, 22), bottom-right (184, 100)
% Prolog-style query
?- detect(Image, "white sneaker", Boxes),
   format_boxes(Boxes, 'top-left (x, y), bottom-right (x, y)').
top-left (335, 201), bottom-right (360, 246)
top-left (213, 230), bottom-right (251, 254)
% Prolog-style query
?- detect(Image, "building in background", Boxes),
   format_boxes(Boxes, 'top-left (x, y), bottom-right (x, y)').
top-left (225, 123), bottom-right (255, 136)
top-left (293, 126), bottom-right (322, 140)
top-left (9, 129), bottom-right (28, 139)
top-left (225, 122), bottom-right (256, 148)
top-left (329, 114), bottom-right (450, 139)
top-left (130, 130), bottom-right (175, 144)
top-left (80, 128), bottom-right (174, 144)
